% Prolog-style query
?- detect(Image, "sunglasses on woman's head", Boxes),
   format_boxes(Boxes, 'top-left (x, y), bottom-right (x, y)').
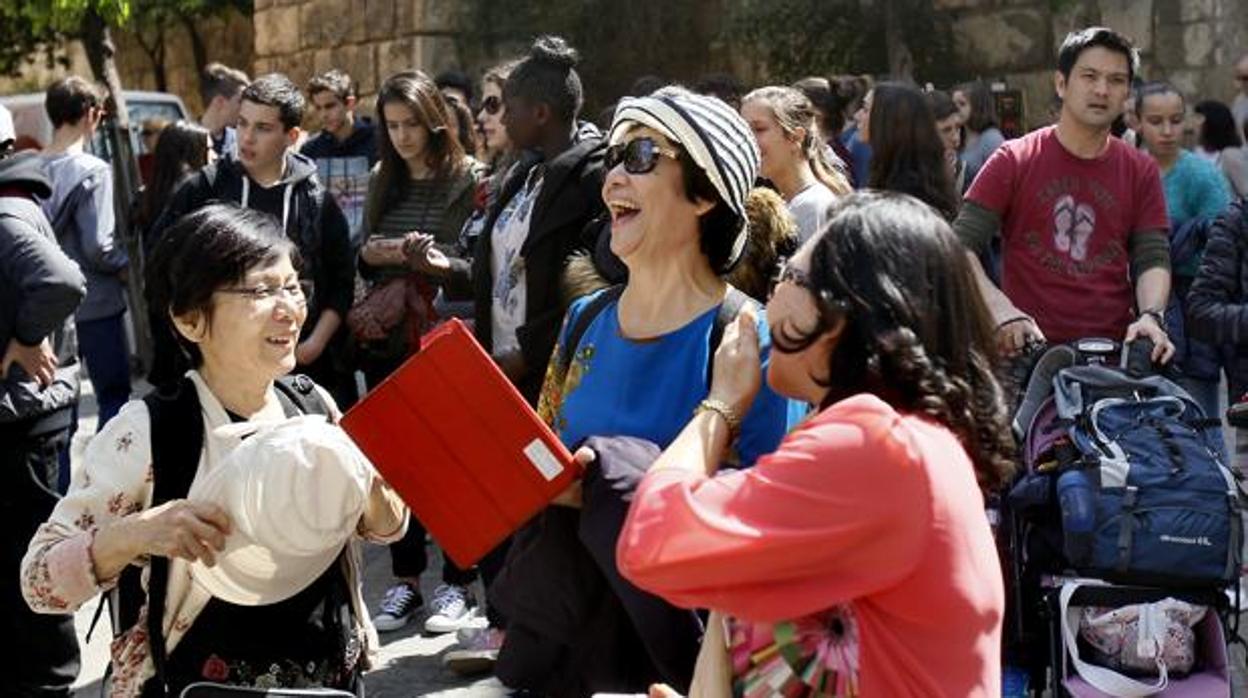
top-left (604, 137), bottom-right (681, 174)
top-left (479, 95), bottom-right (502, 116)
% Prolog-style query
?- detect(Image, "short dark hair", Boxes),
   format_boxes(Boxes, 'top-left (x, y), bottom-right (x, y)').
top-left (676, 147), bottom-right (741, 274)
top-left (504, 35), bottom-right (584, 124)
top-left (435, 69), bottom-right (474, 105)
top-left (1194, 100), bottom-right (1243, 151)
top-left (242, 74), bottom-right (305, 130)
top-left (145, 203), bottom-right (299, 370)
top-left (307, 69), bottom-right (354, 102)
top-left (45, 76), bottom-right (105, 129)
top-left (693, 73), bottom-right (744, 110)
top-left (925, 89), bottom-right (959, 122)
top-left (1057, 26), bottom-right (1139, 82)
top-left (201, 62), bottom-right (250, 105)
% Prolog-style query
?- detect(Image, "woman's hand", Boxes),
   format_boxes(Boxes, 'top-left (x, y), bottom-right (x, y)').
top-left (360, 237), bottom-right (408, 267)
top-left (708, 305), bottom-right (762, 416)
top-left (550, 447), bottom-right (596, 509)
top-left (362, 475), bottom-right (406, 538)
top-left (91, 500), bottom-right (232, 581)
top-left (402, 232), bottom-right (451, 277)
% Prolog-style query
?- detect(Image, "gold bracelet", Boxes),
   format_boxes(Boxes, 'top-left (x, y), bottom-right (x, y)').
top-left (695, 398), bottom-right (742, 439)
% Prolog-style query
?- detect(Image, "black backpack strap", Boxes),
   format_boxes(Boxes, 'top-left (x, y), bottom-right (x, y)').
top-left (559, 285), bottom-right (625, 374)
top-left (273, 373), bottom-right (331, 418)
top-left (139, 376), bottom-right (205, 695)
top-left (707, 286), bottom-right (754, 385)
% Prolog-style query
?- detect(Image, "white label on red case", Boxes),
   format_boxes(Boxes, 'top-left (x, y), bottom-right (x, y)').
top-left (524, 439), bottom-right (564, 481)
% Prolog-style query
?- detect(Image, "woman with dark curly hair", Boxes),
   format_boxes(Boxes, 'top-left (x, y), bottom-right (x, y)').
top-left (619, 192), bottom-right (1013, 696)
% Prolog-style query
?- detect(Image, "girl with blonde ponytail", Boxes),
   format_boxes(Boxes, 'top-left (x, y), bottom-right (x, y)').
top-left (741, 86), bottom-right (851, 242)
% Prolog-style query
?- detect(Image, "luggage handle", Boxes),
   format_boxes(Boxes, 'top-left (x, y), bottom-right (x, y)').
top-left (1060, 581), bottom-right (1169, 696)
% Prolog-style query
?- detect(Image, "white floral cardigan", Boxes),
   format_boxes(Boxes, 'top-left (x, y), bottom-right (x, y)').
top-left (20, 371), bottom-right (408, 697)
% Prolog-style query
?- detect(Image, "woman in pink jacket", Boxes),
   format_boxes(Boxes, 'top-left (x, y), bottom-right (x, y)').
top-left (617, 191), bottom-right (1015, 697)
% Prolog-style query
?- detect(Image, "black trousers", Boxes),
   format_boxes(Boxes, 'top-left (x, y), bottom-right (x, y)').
top-left (1, 412), bottom-right (81, 696)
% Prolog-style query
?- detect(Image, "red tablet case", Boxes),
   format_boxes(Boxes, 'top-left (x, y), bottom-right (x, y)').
top-left (340, 319), bottom-right (577, 568)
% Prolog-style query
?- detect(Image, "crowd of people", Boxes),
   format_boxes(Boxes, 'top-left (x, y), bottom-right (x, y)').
top-left (3, 21), bottom-right (1248, 698)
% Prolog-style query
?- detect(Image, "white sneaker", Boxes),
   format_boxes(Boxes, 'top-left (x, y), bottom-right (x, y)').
top-left (372, 582), bottom-right (421, 632)
top-left (423, 584), bottom-right (478, 634)
top-left (444, 627), bottom-right (505, 676)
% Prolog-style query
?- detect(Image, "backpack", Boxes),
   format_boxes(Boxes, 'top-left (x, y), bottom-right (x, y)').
top-left (1015, 353), bottom-right (1242, 588)
top-left (558, 285), bottom-right (753, 385)
top-left (91, 374), bottom-right (335, 695)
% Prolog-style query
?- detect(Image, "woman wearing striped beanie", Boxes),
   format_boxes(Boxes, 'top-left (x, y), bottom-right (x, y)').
top-left (493, 86), bottom-right (794, 695)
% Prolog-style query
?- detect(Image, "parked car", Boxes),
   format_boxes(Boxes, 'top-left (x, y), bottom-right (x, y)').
top-left (0, 89), bottom-right (189, 158)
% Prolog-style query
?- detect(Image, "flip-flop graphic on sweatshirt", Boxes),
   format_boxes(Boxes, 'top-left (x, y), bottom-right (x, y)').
top-left (1052, 195), bottom-right (1096, 262)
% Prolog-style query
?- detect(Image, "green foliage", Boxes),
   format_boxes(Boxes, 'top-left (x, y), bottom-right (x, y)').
top-left (724, 0), bottom-right (874, 81)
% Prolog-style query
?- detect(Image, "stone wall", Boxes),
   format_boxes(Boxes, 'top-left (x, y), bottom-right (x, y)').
top-left (937, 0), bottom-right (1248, 130)
top-left (253, 0), bottom-right (464, 127)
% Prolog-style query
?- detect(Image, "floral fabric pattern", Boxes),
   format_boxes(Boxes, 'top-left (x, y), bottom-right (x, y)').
top-left (728, 606), bottom-right (861, 697)
top-left (18, 371), bottom-right (405, 697)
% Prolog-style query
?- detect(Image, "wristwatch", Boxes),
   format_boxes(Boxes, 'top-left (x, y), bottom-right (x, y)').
top-left (1140, 308), bottom-right (1166, 325)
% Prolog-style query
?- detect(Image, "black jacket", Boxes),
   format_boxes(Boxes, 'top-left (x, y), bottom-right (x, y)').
top-left (299, 118), bottom-right (378, 165)
top-left (442, 133), bottom-right (608, 405)
top-left (1187, 197), bottom-right (1248, 396)
top-left (491, 436), bottom-right (699, 697)
top-left (0, 152), bottom-right (86, 421)
top-left (148, 151), bottom-right (354, 327)
top-left (145, 152), bottom-right (355, 387)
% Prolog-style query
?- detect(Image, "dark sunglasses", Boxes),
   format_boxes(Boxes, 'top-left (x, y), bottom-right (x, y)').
top-left (604, 137), bottom-right (681, 174)
top-left (479, 95), bottom-right (502, 116)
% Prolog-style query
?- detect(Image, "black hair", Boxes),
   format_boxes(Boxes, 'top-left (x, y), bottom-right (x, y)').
top-left (1194, 100), bottom-right (1244, 151)
top-left (957, 80), bottom-right (999, 133)
top-left (435, 69), bottom-right (475, 105)
top-left (504, 35), bottom-right (584, 124)
top-left (925, 89), bottom-right (959, 122)
top-left (693, 73), bottom-right (744, 110)
top-left (145, 204), bottom-right (300, 370)
top-left (241, 73), bottom-right (305, 131)
top-left (867, 82), bottom-right (960, 221)
top-left (628, 75), bottom-right (666, 97)
top-left (774, 192), bottom-right (1015, 493)
top-left (45, 76), bottom-right (105, 129)
top-left (139, 121), bottom-right (211, 230)
top-left (307, 69), bottom-right (355, 102)
top-left (680, 156), bottom-right (741, 274)
top-left (1057, 26), bottom-right (1139, 83)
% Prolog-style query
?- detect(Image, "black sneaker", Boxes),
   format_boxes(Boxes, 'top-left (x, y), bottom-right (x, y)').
top-left (372, 582), bottom-right (421, 632)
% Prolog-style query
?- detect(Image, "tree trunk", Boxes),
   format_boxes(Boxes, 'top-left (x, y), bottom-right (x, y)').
top-left (134, 25), bottom-right (169, 93)
top-left (80, 9), bottom-right (153, 375)
top-left (883, 0), bottom-right (915, 83)
top-left (179, 13), bottom-right (209, 97)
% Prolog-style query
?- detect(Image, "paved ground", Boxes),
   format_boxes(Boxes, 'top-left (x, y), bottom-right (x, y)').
top-left (67, 378), bottom-right (502, 697)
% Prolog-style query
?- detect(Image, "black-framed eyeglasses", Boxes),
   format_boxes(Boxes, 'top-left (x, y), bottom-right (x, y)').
top-left (604, 137), bottom-right (682, 175)
top-left (479, 95), bottom-right (502, 116)
top-left (768, 260), bottom-right (813, 297)
top-left (218, 280), bottom-right (313, 307)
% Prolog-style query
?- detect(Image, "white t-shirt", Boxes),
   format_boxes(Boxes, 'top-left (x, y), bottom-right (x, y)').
top-left (787, 182), bottom-right (839, 243)
top-left (490, 167), bottom-right (544, 354)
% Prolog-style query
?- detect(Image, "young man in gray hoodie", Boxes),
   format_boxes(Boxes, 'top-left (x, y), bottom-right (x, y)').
top-left (40, 76), bottom-right (132, 430)
top-left (0, 108), bottom-right (87, 696)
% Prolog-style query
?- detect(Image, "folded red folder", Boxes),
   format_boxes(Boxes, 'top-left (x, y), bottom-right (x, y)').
top-left (340, 319), bottom-right (577, 568)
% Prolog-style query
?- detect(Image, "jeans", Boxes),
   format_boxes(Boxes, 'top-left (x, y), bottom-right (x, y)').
top-left (1, 415), bottom-right (81, 696)
top-left (77, 312), bottom-right (132, 427)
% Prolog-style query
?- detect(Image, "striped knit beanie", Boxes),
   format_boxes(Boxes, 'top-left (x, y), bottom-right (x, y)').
top-left (609, 86), bottom-right (760, 272)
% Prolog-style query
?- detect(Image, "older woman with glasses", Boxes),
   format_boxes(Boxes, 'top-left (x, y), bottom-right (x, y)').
top-left (21, 204), bottom-right (407, 697)
top-left (619, 192), bottom-right (1014, 697)
top-left (488, 86), bottom-right (793, 697)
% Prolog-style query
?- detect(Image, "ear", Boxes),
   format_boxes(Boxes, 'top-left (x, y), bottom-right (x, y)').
top-left (344, 95), bottom-right (357, 112)
top-left (790, 124), bottom-right (808, 148)
top-left (170, 309), bottom-right (209, 345)
top-left (532, 102), bottom-right (553, 129)
top-left (285, 127), bottom-right (301, 148)
top-left (692, 196), bottom-right (716, 218)
top-left (1054, 71), bottom-right (1067, 101)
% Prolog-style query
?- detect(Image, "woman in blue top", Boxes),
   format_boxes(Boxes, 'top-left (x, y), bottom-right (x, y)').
top-left (495, 87), bottom-right (792, 697)
top-left (1137, 81), bottom-right (1232, 419)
